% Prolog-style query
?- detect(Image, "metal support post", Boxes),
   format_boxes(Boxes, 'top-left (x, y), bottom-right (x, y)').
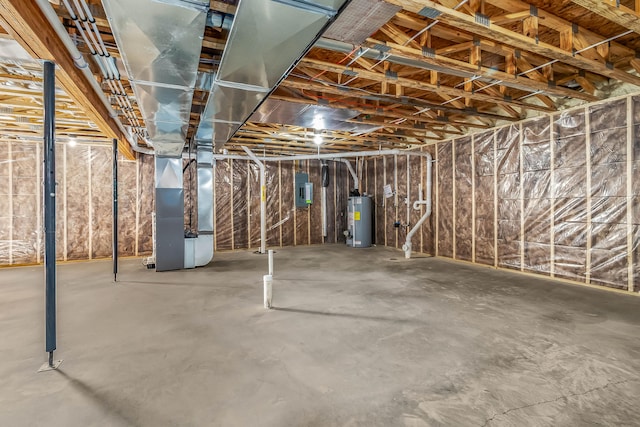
top-left (113, 139), bottom-right (118, 282)
top-left (39, 60), bottom-right (62, 372)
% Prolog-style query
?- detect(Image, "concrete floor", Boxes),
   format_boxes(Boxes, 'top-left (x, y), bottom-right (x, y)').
top-left (0, 245), bottom-right (639, 427)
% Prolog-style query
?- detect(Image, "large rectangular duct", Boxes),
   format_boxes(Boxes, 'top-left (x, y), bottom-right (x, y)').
top-left (195, 0), bottom-right (350, 150)
top-left (194, 147), bottom-right (214, 266)
top-left (249, 99), bottom-right (381, 133)
top-left (322, 0), bottom-right (400, 45)
top-left (154, 157), bottom-right (185, 271)
top-left (102, 0), bottom-right (207, 156)
top-left (103, 0), bottom-right (209, 270)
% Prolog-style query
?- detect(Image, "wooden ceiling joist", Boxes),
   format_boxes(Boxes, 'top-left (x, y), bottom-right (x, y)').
top-left (298, 57), bottom-right (553, 113)
top-left (360, 40), bottom-right (599, 102)
top-left (281, 79), bottom-right (517, 122)
top-left (385, 0), bottom-right (640, 87)
top-left (0, 0), bottom-right (134, 159)
top-left (270, 94), bottom-right (489, 131)
top-left (569, 0), bottom-right (640, 35)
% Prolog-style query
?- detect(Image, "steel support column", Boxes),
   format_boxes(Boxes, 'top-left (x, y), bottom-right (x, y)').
top-left (39, 60), bottom-right (62, 372)
top-left (113, 139), bottom-right (118, 282)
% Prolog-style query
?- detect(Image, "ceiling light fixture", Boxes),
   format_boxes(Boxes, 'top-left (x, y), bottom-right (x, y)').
top-left (313, 131), bottom-right (323, 145)
top-left (68, 135), bottom-right (77, 147)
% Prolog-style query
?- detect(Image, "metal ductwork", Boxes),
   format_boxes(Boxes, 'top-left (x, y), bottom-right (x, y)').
top-left (154, 156), bottom-right (185, 271)
top-left (103, 0), bottom-right (210, 271)
top-left (250, 99), bottom-right (381, 133)
top-left (194, 148), bottom-right (214, 266)
top-left (322, 0), bottom-right (400, 45)
top-left (195, 0), bottom-right (350, 151)
top-left (102, 0), bottom-right (208, 156)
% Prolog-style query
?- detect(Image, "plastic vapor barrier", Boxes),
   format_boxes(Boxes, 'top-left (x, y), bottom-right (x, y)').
top-left (434, 93), bottom-right (640, 292)
top-left (0, 142), bottom-right (153, 266)
top-left (212, 158), bottom-right (350, 253)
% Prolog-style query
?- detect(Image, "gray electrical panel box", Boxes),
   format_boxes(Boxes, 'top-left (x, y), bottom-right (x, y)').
top-left (295, 172), bottom-right (313, 208)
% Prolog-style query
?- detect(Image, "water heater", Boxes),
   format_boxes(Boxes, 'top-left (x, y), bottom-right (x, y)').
top-left (346, 196), bottom-right (372, 248)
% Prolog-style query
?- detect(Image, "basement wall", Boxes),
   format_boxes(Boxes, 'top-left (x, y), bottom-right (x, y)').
top-left (362, 146), bottom-right (435, 254)
top-left (0, 142), bottom-right (154, 266)
top-left (207, 159), bottom-right (351, 251)
top-left (432, 93), bottom-right (640, 293)
top-left (0, 147), bottom-right (356, 266)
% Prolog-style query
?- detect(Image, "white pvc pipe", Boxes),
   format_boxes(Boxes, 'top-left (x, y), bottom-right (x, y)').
top-left (268, 249), bottom-right (274, 276)
top-left (35, 0), bottom-right (137, 152)
top-left (321, 186), bottom-right (327, 238)
top-left (212, 148), bottom-right (434, 258)
top-left (263, 274), bottom-right (272, 309)
top-left (242, 147), bottom-right (266, 254)
top-left (342, 159), bottom-right (358, 190)
top-left (402, 152), bottom-right (433, 259)
top-left (212, 148), bottom-right (419, 162)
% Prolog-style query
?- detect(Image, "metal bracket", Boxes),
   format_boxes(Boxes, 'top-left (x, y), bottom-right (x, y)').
top-left (373, 43), bottom-right (390, 53)
top-left (38, 359), bottom-right (63, 372)
top-left (475, 13), bottom-right (490, 27)
top-left (418, 7), bottom-right (441, 19)
top-left (385, 70), bottom-right (398, 80)
top-left (422, 47), bottom-right (436, 58)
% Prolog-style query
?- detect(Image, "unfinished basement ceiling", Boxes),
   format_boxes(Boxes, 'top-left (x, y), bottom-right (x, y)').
top-left (2, 0), bottom-right (640, 155)
top-left (0, 37), bottom-right (113, 146)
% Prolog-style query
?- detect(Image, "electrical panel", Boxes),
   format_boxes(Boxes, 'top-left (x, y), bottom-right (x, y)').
top-left (305, 182), bottom-right (313, 205)
top-left (295, 172), bottom-right (313, 208)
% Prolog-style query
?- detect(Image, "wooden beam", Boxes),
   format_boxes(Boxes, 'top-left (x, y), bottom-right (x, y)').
top-left (361, 39), bottom-right (598, 102)
top-left (210, 0), bottom-right (236, 14)
top-left (298, 57), bottom-right (554, 113)
top-left (484, 0), bottom-right (634, 59)
top-left (0, 0), bottom-right (134, 159)
top-left (270, 93), bottom-right (490, 130)
top-left (570, 0), bottom-right (640, 35)
top-left (386, 0), bottom-right (640, 87)
top-left (280, 78), bottom-right (518, 121)
top-left (490, 10), bottom-right (529, 26)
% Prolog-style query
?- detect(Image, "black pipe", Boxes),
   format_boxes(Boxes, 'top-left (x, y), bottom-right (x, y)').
top-left (321, 161), bottom-right (329, 188)
top-left (43, 60), bottom-right (56, 366)
top-left (112, 139), bottom-right (118, 282)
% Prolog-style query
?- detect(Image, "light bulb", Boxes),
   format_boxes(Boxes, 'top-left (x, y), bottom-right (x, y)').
top-left (68, 137), bottom-right (77, 147)
top-left (313, 134), bottom-right (323, 145)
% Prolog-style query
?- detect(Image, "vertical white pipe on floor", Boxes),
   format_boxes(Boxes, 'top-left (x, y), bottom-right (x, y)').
top-left (263, 274), bottom-right (273, 309)
top-left (403, 151), bottom-right (433, 259)
top-left (268, 249), bottom-right (274, 276)
top-left (242, 147), bottom-right (266, 254)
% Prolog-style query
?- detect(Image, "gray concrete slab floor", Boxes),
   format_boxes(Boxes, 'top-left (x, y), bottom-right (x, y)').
top-left (0, 245), bottom-right (639, 426)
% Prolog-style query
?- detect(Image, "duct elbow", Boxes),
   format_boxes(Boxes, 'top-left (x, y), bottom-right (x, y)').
top-left (194, 235), bottom-right (214, 267)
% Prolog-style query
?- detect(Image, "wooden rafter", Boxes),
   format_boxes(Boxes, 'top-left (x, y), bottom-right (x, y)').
top-left (569, 0), bottom-right (640, 35)
top-left (384, 0), bottom-right (640, 87)
top-left (0, 0), bottom-right (134, 158)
